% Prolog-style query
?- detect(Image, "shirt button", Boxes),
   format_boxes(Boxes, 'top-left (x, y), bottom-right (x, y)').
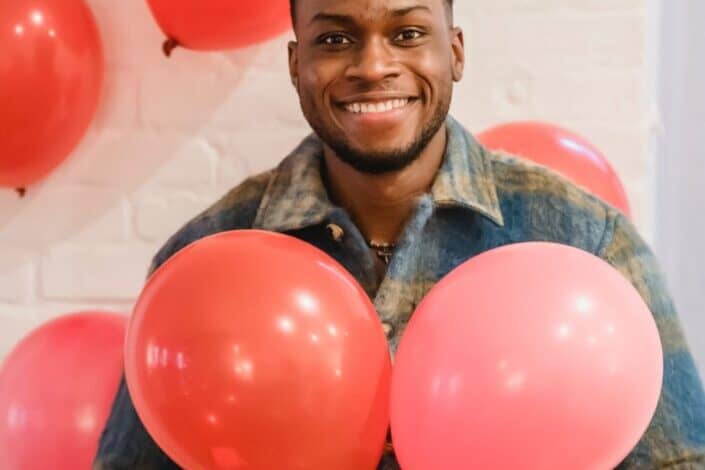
top-left (326, 223), bottom-right (345, 242)
top-left (382, 322), bottom-right (395, 339)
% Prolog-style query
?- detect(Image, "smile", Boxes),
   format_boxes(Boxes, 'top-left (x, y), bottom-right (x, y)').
top-left (342, 98), bottom-right (413, 114)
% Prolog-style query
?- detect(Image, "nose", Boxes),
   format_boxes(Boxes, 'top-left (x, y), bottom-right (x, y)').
top-left (345, 36), bottom-right (401, 83)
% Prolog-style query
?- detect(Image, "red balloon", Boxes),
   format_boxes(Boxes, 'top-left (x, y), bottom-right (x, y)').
top-left (0, 312), bottom-right (127, 470)
top-left (145, 0), bottom-right (291, 52)
top-left (125, 230), bottom-right (391, 470)
top-left (0, 0), bottom-right (103, 189)
top-left (391, 243), bottom-right (663, 470)
top-left (477, 122), bottom-right (631, 217)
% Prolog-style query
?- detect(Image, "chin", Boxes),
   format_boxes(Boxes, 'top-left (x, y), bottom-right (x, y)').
top-left (350, 142), bottom-right (397, 154)
top-left (349, 135), bottom-right (413, 154)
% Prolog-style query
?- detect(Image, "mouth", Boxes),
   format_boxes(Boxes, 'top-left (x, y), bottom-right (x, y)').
top-left (334, 93), bottom-right (420, 125)
top-left (339, 97), bottom-right (417, 114)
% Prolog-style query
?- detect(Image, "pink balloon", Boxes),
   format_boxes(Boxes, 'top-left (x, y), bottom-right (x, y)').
top-left (0, 312), bottom-right (127, 470)
top-left (391, 243), bottom-right (663, 470)
top-left (126, 230), bottom-right (391, 470)
top-left (145, 0), bottom-right (291, 54)
top-left (477, 122), bottom-right (631, 218)
top-left (0, 0), bottom-right (103, 189)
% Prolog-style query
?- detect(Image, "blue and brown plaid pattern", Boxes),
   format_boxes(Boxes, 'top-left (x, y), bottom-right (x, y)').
top-left (94, 116), bottom-right (705, 469)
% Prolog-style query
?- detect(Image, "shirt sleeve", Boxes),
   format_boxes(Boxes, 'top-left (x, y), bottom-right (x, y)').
top-left (92, 251), bottom-right (182, 469)
top-left (92, 172), bottom-right (272, 469)
top-left (92, 376), bottom-right (181, 470)
top-left (598, 212), bottom-right (705, 469)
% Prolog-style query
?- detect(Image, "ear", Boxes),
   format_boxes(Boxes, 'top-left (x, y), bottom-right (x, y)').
top-left (449, 27), bottom-right (465, 82)
top-left (288, 40), bottom-right (300, 91)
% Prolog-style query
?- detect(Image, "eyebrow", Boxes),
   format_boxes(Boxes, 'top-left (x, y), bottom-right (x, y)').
top-left (391, 5), bottom-right (432, 17)
top-left (308, 5), bottom-right (432, 26)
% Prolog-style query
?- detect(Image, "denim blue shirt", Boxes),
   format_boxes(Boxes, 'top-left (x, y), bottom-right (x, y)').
top-left (94, 116), bottom-right (705, 469)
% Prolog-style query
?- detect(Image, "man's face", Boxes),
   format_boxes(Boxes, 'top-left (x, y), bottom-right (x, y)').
top-left (288, 0), bottom-right (464, 174)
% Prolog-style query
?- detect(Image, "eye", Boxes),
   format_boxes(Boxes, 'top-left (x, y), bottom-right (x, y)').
top-left (394, 29), bottom-right (425, 42)
top-left (319, 33), bottom-right (352, 46)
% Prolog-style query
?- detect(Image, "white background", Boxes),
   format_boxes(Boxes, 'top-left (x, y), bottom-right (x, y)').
top-left (652, 0), bottom-right (705, 375)
top-left (3, 0), bottom-right (700, 378)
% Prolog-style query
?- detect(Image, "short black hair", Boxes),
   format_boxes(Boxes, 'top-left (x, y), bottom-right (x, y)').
top-left (289, 0), bottom-right (454, 26)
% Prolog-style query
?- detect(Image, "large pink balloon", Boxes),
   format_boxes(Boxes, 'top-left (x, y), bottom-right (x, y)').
top-left (0, 312), bottom-right (127, 470)
top-left (477, 122), bottom-right (631, 217)
top-left (0, 0), bottom-right (103, 189)
top-left (391, 243), bottom-right (663, 470)
top-left (126, 230), bottom-right (391, 470)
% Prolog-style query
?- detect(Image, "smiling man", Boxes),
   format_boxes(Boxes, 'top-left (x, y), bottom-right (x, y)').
top-left (94, 1), bottom-right (705, 469)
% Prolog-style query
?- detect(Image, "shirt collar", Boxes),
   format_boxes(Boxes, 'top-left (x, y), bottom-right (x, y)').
top-left (253, 115), bottom-right (504, 232)
top-left (431, 116), bottom-right (504, 226)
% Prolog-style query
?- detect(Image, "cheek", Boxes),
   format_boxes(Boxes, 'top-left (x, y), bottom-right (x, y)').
top-left (410, 48), bottom-right (454, 97)
top-left (299, 60), bottom-right (342, 106)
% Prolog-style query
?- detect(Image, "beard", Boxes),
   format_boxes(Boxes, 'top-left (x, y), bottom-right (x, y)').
top-left (299, 89), bottom-right (452, 175)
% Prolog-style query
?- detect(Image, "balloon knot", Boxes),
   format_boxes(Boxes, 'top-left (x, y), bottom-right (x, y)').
top-left (15, 187), bottom-right (26, 198)
top-left (162, 38), bottom-right (180, 57)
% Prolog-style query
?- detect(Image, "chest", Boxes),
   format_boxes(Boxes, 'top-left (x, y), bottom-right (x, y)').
top-left (288, 202), bottom-right (513, 355)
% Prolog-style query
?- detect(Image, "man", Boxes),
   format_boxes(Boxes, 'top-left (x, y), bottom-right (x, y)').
top-left (94, 0), bottom-right (705, 468)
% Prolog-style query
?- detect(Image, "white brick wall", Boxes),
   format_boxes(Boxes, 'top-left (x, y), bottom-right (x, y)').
top-left (0, 0), bottom-right (652, 359)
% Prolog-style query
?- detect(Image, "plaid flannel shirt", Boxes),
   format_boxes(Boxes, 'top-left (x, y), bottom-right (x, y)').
top-left (94, 116), bottom-right (705, 470)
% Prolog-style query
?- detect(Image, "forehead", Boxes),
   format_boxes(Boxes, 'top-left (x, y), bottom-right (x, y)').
top-left (295, 0), bottom-right (446, 25)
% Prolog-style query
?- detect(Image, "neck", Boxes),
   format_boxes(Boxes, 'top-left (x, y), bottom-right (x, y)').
top-left (323, 127), bottom-right (447, 244)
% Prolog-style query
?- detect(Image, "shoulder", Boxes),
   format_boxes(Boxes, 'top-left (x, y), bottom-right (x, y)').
top-left (148, 169), bottom-right (274, 275)
top-left (486, 149), bottom-right (617, 254)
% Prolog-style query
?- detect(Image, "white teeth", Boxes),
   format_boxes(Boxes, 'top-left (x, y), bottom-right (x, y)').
top-left (344, 98), bottom-right (410, 114)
